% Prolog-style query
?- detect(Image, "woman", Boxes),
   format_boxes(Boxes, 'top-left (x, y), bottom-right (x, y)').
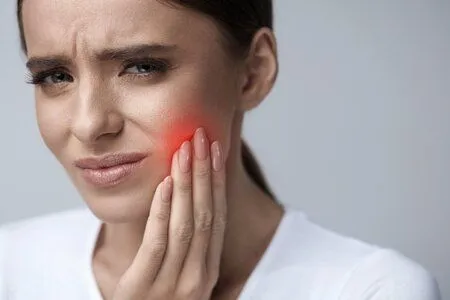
top-left (0, 0), bottom-right (441, 299)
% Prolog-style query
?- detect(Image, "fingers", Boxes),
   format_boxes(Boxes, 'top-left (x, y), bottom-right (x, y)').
top-left (129, 176), bottom-right (173, 283)
top-left (113, 128), bottom-right (227, 300)
top-left (155, 141), bottom-right (194, 285)
top-left (151, 128), bottom-right (227, 295)
top-left (207, 140), bottom-right (227, 279)
top-left (178, 128), bottom-right (213, 286)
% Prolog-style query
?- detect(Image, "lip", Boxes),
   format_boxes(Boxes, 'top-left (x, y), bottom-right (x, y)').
top-left (75, 152), bottom-right (147, 187)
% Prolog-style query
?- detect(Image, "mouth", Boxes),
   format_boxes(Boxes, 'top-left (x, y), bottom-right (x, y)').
top-left (75, 153), bottom-right (147, 188)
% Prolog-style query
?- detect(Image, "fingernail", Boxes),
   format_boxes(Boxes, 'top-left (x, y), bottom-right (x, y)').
top-left (178, 141), bottom-right (191, 173)
top-left (194, 128), bottom-right (208, 160)
top-left (211, 141), bottom-right (223, 171)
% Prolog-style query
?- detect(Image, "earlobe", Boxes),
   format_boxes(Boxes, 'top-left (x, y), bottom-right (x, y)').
top-left (238, 28), bottom-right (278, 112)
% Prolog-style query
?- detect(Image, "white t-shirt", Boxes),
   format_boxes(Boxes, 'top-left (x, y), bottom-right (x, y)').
top-left (0, 206), bottom-right (441, 300)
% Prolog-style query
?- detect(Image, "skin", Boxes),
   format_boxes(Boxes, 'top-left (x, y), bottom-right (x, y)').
top-left (21, 0), bottom-right (282, 299)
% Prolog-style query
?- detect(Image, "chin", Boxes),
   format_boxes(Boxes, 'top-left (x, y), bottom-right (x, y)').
top-left (83, 188), bottom-right (155, 224)
top-left (72, 172), bottom-right (159, 224)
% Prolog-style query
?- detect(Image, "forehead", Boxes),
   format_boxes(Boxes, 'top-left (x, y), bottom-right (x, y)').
top-left (22, 0), bottom-right (222, 58)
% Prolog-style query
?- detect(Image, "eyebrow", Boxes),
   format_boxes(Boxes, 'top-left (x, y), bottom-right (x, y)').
top-left (26, 43), bottom-right (178, 71)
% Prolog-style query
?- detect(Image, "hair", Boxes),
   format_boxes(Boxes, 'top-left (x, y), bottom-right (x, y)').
top-left (16, 0), bottom-right (277, 200)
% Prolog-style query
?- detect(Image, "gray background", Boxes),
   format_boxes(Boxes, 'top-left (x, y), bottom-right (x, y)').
top-left (1, 0), bottom-right (449, 297)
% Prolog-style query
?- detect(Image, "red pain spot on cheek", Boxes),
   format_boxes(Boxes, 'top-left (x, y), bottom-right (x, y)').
top-left (164, 118), bottom-right (200, 159)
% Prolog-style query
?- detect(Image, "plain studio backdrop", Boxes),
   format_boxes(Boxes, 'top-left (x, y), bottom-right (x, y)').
top-left (0, 0), bottom-right (449, 297)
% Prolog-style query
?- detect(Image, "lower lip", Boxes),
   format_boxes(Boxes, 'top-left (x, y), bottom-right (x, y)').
top-left (80, 159), bottom-right (146, 188)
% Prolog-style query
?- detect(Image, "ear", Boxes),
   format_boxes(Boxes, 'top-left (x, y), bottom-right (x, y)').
top-left (238, 28), bottom-right (278, 112)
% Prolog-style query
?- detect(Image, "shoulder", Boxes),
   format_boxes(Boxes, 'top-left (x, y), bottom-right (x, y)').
top-left (0, 207), bottom-right (97, 243)
top-left (251, 206), bottom-right (441, 299)
top-left (0, 208), bottom-right (100, 297)
top-left (267, 207), bottom-right (384, 275)
top-left (338, 249), bottom-right (441, 299)
top-left (0, 207), bottom-right (98, 266)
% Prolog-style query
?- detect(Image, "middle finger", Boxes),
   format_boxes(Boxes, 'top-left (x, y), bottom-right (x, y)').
top-left (179, 128), bottom-right (213, 282)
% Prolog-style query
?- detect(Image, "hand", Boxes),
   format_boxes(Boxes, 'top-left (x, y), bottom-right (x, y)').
top-left (112, 127), bottom-right (227, 300)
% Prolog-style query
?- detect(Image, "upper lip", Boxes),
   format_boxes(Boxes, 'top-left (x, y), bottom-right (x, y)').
top-left (74, 152), bottom-right (147, 169)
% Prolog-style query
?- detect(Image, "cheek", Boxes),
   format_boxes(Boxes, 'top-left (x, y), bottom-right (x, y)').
top-left (35, 98), bottom-right (69, 159)
top-left (125, 85), bottom-right (233, 163)
top-left (163, 117), bottom-right (199, 158)
top-left (160, 109), bottom-right (227, 160)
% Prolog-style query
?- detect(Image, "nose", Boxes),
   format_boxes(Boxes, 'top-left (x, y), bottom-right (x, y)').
top-left (71, 81), bottom-right (124, 145)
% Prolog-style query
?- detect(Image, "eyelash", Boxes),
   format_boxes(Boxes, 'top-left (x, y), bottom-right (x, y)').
top-left (25, 58), bottom-right (171, 86)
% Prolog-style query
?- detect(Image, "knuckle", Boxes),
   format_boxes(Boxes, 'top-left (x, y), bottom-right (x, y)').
top-left (154, 209), bottom-right (170, 221)
top-left (176, 179), bottom-right (192, 194)
top-left (195, 210), bottom-right (213, 232)
top-left (195, 163), bottom-right (211, 178)
top-left (151, 233), bottom-right (168, 248)
top-left (145, 234), bottom-right (167, 254)
top-left (160, 192), bottom-right (172, 205)
top-left (153, 286), bottom-right (175, 299)
top-left (174, 221), bottom-right (194, 244)
top-left (212, 169), bottom-right (226, 184)
top-left (212, 214), bottom-right (227, 234)
top-left (150, 247), bottom-right (166, 262)
top-left (177, 276), bottom-right (204, 299)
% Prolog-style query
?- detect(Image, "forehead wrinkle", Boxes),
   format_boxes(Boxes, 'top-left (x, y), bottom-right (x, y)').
top-left (23, 0), bottom-right (223, 64)
top-left (69, 20), bottom-right (87, 63)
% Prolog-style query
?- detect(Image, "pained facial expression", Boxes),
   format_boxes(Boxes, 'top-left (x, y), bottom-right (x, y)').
top-left (22, 0), bottom-right (241, 222)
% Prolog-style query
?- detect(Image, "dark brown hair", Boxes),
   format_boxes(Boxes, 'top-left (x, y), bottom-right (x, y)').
top-left (16, 0), bottom-right (276, 200)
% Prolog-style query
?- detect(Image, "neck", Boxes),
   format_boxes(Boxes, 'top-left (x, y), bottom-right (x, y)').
top-left (214, 144), bottom-right (284, 291)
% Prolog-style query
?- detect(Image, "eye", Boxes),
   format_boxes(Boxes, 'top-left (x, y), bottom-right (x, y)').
top-left (45, 72), bottom-right (72, 84)
top-left (121, 59), bottom-right (169, 77)
top-left (26, 70), bottom-right (74, 85)
top-left (126, 64), bottom-right (156, 73)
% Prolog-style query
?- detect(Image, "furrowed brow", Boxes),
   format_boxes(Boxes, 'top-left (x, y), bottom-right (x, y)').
top-left (25, 43), bottom-right (178, 71)
top-left (95, 43), bottom-right (178, 61)
top-left (26, 56), bottom-right (71, 71)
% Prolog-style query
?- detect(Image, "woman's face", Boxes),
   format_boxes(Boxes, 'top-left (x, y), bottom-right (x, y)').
top-left (22, 0), bottom-right (241, 222)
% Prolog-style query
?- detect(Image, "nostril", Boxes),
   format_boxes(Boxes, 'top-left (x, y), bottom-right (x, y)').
top-left (71, 107), bottom-right (124, 144)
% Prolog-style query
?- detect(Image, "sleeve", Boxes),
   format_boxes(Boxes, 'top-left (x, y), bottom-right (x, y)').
top-left (338, 249), bottom-right (441, 300)
top-left (0, 229), bottom-right (7, 299)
